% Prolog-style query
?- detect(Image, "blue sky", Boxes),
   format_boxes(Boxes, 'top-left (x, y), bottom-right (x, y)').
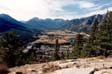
top-left (0, 0), bottom-right (112, 20)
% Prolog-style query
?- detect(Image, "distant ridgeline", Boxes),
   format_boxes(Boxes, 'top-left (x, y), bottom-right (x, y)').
top-left (25, 14), bottom-right (104, 33)
top-left (0, 12), bottom-right (105, 33)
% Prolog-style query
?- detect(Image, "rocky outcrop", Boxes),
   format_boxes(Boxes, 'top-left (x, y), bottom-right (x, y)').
top-left (8, 58), bottom-right (112, 74)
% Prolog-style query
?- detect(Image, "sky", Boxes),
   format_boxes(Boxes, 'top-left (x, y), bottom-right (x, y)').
top-left (0, 0), bottom-right (112, 20)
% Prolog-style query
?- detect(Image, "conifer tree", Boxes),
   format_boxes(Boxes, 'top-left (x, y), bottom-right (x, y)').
top-left (73, 33), bottom-right (84, 58)
top-left (53, 39), bottom-right (60, 60)
top-left (0, 32), bottom-right (24, 67)
top-left (82, 16), bottom-right (100, 57)
top-left (98, 11), bottom-right (112, 57)
top-left (89, 16), bottom-right (99, 42)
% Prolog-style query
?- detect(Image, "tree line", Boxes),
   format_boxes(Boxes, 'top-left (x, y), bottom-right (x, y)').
top-left (0, 32), bottom-right (36, 67)
top-left (73, 11), bottom-right (112, 58)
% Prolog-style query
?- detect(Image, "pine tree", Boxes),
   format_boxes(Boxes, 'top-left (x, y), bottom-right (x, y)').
top-left (53, 39), bottom-right (60, 60)
top-left (82, 16), bottom-right (100, 57)
top-left (89, 16), bottom-right (99, 42)
top-left (73, 33), bottom-right (84, 58)
top-left (98, 11), bottom-right (112, 57)
top-left (0, 32), bottom-right (24, 67)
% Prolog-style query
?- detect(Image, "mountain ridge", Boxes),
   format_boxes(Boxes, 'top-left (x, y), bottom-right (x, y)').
top-left (0, 14), bottom-right (29, 32)
top-left (25, 14), bottom-right (104, 32)
top-left (0, 13), bottom-right (105, 33)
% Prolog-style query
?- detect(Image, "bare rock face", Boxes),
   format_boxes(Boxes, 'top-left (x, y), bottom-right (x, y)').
top-left (94, 69), bottom-right (112, 74)
top-left (42, 63), bottom-right (61, 73)
top-left (8, 58), bottom-right (112, 74)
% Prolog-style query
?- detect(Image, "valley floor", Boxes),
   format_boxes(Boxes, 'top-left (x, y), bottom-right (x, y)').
top-left (9, 57), bottom-right (112, 74)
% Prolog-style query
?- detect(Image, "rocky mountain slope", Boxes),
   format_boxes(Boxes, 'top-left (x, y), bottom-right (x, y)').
top-left (65, 14), bottom-right (103, 32)
top-left (25, 14), bottom-right (104, 32)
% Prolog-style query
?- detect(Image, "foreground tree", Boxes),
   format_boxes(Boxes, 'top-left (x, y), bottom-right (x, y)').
top-left (0, 32), bottom-right (24, 67)
top-left (98, 11), bottom-right (112, 57)
top-left (82, 16), bottom-right (100, 57)
top-left (73, 33), bottom-right (84, 58)
top-left (82, 11), bottom-right (112, 57)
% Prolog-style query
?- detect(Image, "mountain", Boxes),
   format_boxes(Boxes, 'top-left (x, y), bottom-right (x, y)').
top-left (0, 14), bottom-right (29, 32)
top-left (25, 18), bottom-right (67, 30)
top-left (65, 14), bottom-right (104, 32)
top-left (0, 13), bottom-right (104, 33)
top-left (25, 14), bottom-right (104, 32)
top-left (0, 14), bottom-right (39, 42)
